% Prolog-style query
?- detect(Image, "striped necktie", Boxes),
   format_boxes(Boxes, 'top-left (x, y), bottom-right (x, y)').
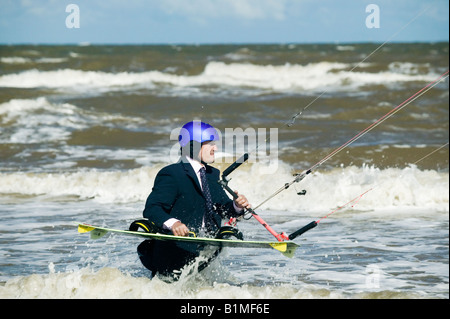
top-left (199, 167), bottom-right (217, 232)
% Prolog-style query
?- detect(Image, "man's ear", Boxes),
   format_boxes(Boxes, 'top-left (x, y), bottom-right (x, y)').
top-left (181, 141), bottom-right (202, 161)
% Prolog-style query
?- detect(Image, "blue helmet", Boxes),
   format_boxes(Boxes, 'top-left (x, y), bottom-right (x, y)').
top-left (178, 120), bottom-right (220, 147)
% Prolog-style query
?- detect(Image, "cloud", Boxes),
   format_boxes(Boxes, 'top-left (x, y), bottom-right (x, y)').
top-left (18, 0), bottom-right (60, 16)
top-left (0, 0), bottom-right (447, 44)
top-left (228, 0), bottom-right (286, 20)
top-left (159, 0), bottom-right (286, 22)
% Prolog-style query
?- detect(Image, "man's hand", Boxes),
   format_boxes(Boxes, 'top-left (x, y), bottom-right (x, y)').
top-left (233, 191), bottom-right (251, 210)
top-left (171, 221), bottom-right (190, 237)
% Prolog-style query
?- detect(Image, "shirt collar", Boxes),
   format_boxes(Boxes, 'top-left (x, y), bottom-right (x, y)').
top-left (185, 156), bottom-right (205, 174)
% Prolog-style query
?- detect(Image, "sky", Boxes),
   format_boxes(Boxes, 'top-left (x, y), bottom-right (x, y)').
top-left (0, 0), bottom-right (448, 45)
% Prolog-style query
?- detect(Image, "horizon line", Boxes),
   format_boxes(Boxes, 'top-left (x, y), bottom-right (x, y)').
top-left (1, 40), bottom-right (449, 46)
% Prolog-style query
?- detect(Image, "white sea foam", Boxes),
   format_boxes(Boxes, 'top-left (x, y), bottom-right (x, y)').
top-left (0, 61), bottom-right (439, 94)
top-left (0, 97), bottom-right (146, 143)
top-left (0, 97), bottom-right (81, 143)
top-left (0, 166), bottom-right (159, 203)
top-left (1, 57), bottom-right (33, 64)
top-left (0, 56), bottom-right (68, 64)
top-left (228, 162), bottom-right (449, 214)
top-left (0, 265), bottom-right (349, 299)
top-left (0, 163), bottom-right (447, 212)
top-left (0, 259), bottom-right (440, 299)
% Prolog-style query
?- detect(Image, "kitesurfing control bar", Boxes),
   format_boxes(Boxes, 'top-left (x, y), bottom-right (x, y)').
top-left (219, 148), bottom-right (317, 241)
top-left (218, 178), bottom-right (289, 242)
top-left (219, 151), bottom-right (293, 241)
top-left (222, 153), bottom-right (249, 179)
top-left (221, 173), bottom-right (317, 241)
top-left (288, 221), bottom-right (317, 240)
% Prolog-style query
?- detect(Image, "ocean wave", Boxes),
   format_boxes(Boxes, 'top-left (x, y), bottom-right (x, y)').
top-left (0, 163), bottom-right (447, 212)
top-left (0, 97), bottom-right (146, 144)
top-left (0, 265), bottom-right (427, 299)
top-left (227, 162), bottom-right (449, 213)
top-left (1, 57), bottom-right (32, 64)
top-left (1, 56), bottom-right (68, 64)
top-left (0, 166), bottom-right (158, 204)
top-left (0, 61), bottom-right (439, 94)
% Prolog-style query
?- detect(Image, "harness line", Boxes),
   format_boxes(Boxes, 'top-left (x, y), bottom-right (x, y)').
top-left (218, 6), bottom-right (446, 240)
top-left (252, 70), bottom-right (449, 212)
top-left (315, 141), bottom-right (449, 224)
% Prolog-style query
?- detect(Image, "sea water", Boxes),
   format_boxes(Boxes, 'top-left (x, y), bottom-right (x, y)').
top-left (0, 43), bottom-right (448, 299)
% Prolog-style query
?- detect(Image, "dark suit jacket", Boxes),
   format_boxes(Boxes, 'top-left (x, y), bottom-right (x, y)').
top-left (143, 158), bottom-right (239, 233)
top-left (140, 158), bottom-right (242, 276)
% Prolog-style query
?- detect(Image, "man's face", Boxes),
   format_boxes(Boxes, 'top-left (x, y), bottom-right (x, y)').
top-left (198, 141), bottom-right (217, 163)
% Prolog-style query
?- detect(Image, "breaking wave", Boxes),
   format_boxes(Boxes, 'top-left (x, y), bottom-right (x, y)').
top-left (0, 61), bottom-right (439, 95)
top-left (0, 163), bottom-right (447, 213)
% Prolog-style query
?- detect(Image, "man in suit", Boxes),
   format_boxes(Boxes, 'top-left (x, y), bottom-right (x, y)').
top-left (138, 120), bottom-right (250, 279)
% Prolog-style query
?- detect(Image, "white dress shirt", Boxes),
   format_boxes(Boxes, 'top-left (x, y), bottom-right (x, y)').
top-left (162, 156), bottom-right (242, 231)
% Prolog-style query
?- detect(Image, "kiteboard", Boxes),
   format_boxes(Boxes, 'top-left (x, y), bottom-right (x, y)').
top-left (77, 223), bottom-right (298, 258)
